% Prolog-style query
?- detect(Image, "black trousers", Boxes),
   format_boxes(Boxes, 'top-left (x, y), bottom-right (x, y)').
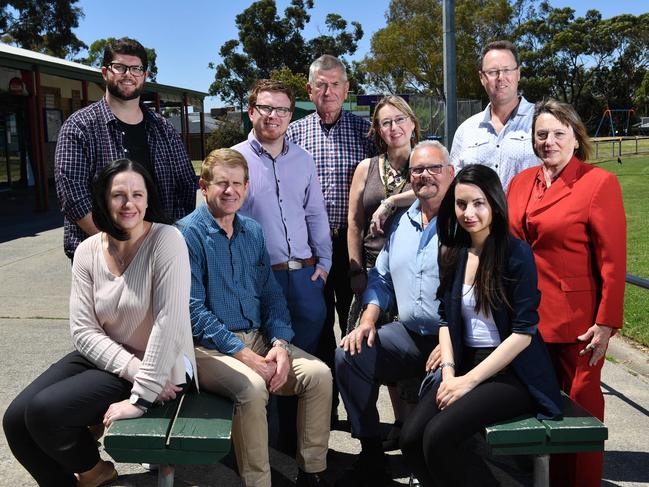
top-left (316, 228), bottom-right (353, 415)
top-left (399, 348), bottom-right (535, 487)
top-left (3, 351), bottom-right (132, 487)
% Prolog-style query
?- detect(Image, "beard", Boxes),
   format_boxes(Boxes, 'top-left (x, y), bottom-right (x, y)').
top-left (413, 179), bottom-right (440, 200)
top-left (106, 77), bottom-right (143, 101)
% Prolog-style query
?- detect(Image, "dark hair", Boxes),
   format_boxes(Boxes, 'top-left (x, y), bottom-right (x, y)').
top-left (248, 79), bottom-right (295, 112)
top-left (437, 164), bottom-right (511, 314)
top-left (480, 40), bottom-right (519, 70)
top-left (92, 159), bottom-right (170, 241)
top-left (532, 98), bottom-right (592, 161)
top-left (102, 37), bottom-right (148, 71)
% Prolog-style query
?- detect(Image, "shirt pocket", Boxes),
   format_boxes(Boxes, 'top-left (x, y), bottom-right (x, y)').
top-left (507, 131), bottom-right (532, 144)
top-left (560, 276), bottom-right (594, 292)
top-left (458, 137), bottom-right (490, 165)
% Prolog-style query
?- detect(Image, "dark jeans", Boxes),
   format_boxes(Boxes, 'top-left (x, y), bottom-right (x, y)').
top-left (273, 266), bottom-right (327, 355)
top-left (3, 351), bottom-right (132, 487)
top-left (335, 321), bottom-right (438, 439)
top-left (399, 348), bottom-right (535, 487)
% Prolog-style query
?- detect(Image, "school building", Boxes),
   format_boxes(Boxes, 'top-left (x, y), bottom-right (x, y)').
top-left (0, 42), bottom-right (207, 212)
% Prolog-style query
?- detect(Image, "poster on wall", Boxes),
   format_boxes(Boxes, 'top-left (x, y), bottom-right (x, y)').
top-left (44, 109), bottom-right (63, 142)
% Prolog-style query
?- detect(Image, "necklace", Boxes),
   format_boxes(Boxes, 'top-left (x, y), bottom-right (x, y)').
top-left (381, 153), bottom-right (409, 198)
top-left (105, 223), bottom-right (152, 272)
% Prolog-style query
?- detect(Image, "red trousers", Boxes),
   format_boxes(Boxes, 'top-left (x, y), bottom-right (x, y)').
top-left (547, 342), bottom-right (605, 487)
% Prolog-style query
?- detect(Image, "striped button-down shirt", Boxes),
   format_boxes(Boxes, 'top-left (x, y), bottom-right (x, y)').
top-left (55, 97), bottom-right (198, 258)
top-left (177, 205), bottom-right (294, 355)
top-left (449, 96), bottom-right (540, 190)
top-left (286, 110), bottom-right (375, 229)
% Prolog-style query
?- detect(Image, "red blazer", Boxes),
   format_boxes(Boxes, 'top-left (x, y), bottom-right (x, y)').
top-left (507, 157), bottom-right (626, 343)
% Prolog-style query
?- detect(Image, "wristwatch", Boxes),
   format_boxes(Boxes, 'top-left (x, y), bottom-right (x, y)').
top-left (273, 342), bottom-right (292, 357)
top-left (129, 393), bottom-right (154, 412)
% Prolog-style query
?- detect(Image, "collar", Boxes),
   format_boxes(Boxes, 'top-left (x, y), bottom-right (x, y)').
top-left (535, 155), bottom-right (581, 186)
top-left (406, 199), bottom-right (424, 228)
top-left (317, 109), bottom-right (346, 130)
top-left (100, 96), bottom-right (154, 126)
top-left (482, 96), bottom-right (528, 125)
top-left (199, 204), bottom-right (245, 236)
top-left (247, 130), bottom-right (289, 157)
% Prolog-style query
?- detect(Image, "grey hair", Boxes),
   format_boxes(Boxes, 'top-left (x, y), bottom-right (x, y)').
top-left (308, 55), bottom-right (348, 84)
top-left (410, 139), bottom-right (450, 163)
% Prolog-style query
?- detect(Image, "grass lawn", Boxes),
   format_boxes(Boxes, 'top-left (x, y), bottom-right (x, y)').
top-left (597, 155), bottom-right (649, 346)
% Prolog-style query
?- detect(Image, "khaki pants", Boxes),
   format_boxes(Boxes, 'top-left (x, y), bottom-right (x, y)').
top-left (195, 331), bottom-right (332, 487)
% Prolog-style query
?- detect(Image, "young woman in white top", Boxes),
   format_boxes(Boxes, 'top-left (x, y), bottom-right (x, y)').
top-left (3, 159), bottom-right (196, 487)
top-left (399, 164), bottom-right (561, 486)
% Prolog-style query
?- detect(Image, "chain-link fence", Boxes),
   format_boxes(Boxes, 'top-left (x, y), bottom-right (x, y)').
top-left (408, 96), bottom-right (482, 144)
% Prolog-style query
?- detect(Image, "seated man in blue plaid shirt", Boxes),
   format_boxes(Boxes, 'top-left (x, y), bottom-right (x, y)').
top-left (177, 148), bottom-right (332, 487)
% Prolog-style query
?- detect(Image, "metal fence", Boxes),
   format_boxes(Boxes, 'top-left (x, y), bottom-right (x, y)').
top-left (627, 274), bottom-right (649, 290)
top-left (408, 96), bottom-right (482, 144)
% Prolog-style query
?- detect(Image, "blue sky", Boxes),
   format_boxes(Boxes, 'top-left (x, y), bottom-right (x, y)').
top-left (72, 0), bottom-right (647, 110)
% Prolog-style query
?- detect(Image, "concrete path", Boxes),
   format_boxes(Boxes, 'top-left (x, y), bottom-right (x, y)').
top-left (1, 224), bottom-right (648, 486)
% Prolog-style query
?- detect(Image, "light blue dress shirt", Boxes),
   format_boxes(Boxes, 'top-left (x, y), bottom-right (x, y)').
top-left (362, 200), bottom-right (440, 336)
top-left (449, 96), bottom-right (540, 190)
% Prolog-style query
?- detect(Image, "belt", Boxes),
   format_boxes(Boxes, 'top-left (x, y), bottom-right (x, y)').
top-left (271, 257), bottom-right (318, 271)
top-left (331, 226), bottom-right (347, 238)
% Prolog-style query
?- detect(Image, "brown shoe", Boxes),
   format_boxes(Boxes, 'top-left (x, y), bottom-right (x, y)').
top-left (76, 460), bottom-right (118, 487)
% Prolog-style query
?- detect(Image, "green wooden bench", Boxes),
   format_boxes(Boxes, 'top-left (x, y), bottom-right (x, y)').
top-left (485, 393), bottom-right (607, 487)
top-left (104, 391), bottom-right (234, 487)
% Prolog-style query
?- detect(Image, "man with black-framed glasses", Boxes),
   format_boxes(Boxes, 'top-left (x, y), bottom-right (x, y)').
top-left (55, 37), bottom-right (197, 260)
top-left (334, 140), bottom-right (454, 486)
top-left (233, 79), bottom-right (331, 356)
top-left (450, 40), bottom-right (539, 190)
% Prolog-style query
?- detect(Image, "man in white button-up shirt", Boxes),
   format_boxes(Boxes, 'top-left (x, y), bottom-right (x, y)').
top-left (450, 40), bottom-right (539, 189)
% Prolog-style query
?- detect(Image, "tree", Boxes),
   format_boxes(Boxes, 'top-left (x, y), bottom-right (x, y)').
top-left (209, 0), bottom-right (363, 108)
top-left (0, 0), bottom-right (86, 59)
top-left (79, 38), bottom-right (159, 81)
top-left (359, 0), bottom-right (513, 99)
top-left (270, 67), bottom-right (308, 99)
top-left (515, 4), bottom-right (649, 126)
top-left (206, 117), bottom-right (246, 151)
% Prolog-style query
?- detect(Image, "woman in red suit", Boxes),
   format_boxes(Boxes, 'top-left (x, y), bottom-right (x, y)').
top-left (507, 99), bottom-right (626, 487)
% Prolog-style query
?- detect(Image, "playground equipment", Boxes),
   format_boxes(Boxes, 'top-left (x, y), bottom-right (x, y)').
top-left (594, 108), bottom-right (635, 137)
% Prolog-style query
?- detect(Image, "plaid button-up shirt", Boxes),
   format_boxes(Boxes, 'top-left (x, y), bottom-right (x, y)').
top-left (286, 110), bottom-right (375, 229)
top-left (55, 97), bottom-right (198, 258)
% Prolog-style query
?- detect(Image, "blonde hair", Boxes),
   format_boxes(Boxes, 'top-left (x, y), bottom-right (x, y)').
top-left (368, 95), bottom-right (421, 153)
top-left (201, 148), bottom-right (249, 182)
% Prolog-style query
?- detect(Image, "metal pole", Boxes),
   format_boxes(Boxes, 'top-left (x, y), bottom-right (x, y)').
top-left (443, 0), bottom-right (457, 148)
top-left (533, 454), bottom-right (550, 487)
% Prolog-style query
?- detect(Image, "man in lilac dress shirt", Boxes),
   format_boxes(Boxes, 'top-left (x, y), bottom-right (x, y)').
top-left (232, 79), bottom-right (332, 355)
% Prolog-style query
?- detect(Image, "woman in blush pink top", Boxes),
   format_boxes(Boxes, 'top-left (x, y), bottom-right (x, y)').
top-left (3, 159), bottom-right (196, 487)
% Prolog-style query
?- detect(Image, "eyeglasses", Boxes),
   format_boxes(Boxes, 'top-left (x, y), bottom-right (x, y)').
top-left (480, 66), bottom-right (518, 79)
top-left (380, 115), bottom-right (410, 129)
top-left (254, 104), bottom-right (292, 118)
top-left (107, 62), bottom-right (146, 77)
top-left (409, 164), bottom-right (451, 176)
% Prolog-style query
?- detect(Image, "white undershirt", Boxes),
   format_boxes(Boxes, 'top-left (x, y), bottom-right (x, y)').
top-left (461, 284), bottom-right (501, 347)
